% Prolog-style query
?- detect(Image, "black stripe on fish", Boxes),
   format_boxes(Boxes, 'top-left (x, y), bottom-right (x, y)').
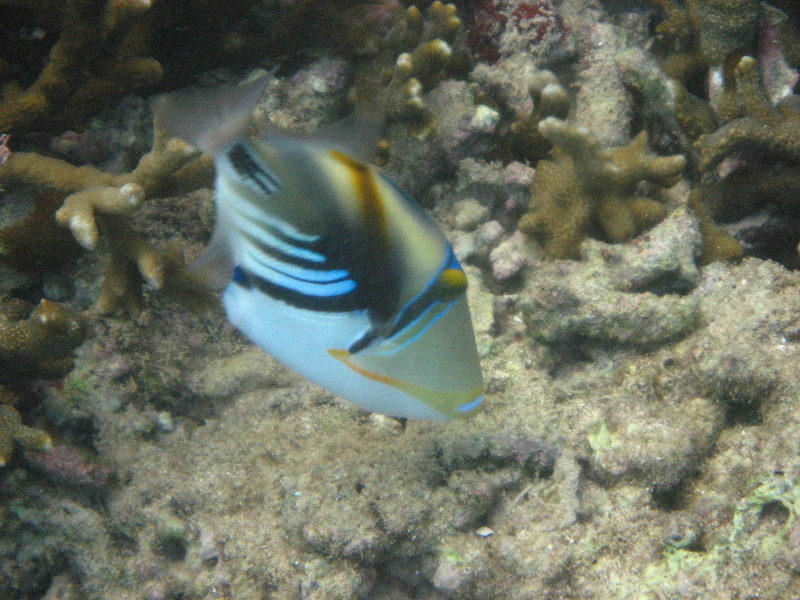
top-left (228, 143), bottom-right (282, 196)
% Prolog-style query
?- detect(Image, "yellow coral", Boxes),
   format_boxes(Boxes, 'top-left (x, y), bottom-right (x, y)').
top-left (519, 118), bottom-right (686, 258)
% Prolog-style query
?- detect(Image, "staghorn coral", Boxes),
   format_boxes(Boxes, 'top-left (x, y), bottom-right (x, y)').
top-left (519, 117), bottom-right (686, 258)
top-left (0, 0), bottom-right (162, 135)
top-left (349, 2), bottom-right (466, 136)
top-left (0, 125), bottom-right (214, 313)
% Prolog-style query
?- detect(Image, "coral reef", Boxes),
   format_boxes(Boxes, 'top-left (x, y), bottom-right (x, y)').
top-left (0, 125), bottom-right (213, 313)
top-left (0, 0), bottom-right (162, 134)
top-left (4, 1), bottom-right (800, 599)
top-left (518, 117), bottom-right (686, 258)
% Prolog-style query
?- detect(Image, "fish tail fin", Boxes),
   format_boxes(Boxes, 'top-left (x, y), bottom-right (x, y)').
top-left (151, 72), bottom-right (272, 155)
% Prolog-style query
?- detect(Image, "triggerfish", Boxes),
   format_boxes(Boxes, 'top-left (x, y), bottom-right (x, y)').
top-left (152, 75), bottom-right (484, 421)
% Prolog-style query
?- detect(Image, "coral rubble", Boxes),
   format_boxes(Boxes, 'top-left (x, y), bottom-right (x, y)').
top-left (520, 208), bottom-right (701, 347)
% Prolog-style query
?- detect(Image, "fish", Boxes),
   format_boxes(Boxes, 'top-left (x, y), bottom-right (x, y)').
top-left (152, 74), bottom-right (484, 421)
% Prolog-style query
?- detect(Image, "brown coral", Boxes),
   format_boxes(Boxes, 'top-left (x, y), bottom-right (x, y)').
top-left (645, 0), bottom-right (761, 84)
top-left (698, 56), bottom-right (800, 170)
top-left (0, 126), bottom-right (214, 313)
top-left (519, 118), bottom-right (686, 258)
top-left (349, 2), bottom-right (465, 135)
top-left (0, 296), bottom-right (85, 381)
top-left (693, 56), bottom-right (800, 265)
top-left (0, 0), bottom-right (162, 135)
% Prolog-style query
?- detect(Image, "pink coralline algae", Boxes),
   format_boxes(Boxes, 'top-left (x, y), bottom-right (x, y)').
top-left (25, 444), bottom-right (115, 489)
top-left (466, 0), bottom-right (564, 63)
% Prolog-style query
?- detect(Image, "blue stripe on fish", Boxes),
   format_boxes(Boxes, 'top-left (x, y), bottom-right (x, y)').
top-left (250, 252), bottom-right (352, 284)
top-left (227, 143), bottom-right (281, 196)
top-left (232, 263), bottom-right (364, 312)
top-left (456, 394), bottom-right (484, 413)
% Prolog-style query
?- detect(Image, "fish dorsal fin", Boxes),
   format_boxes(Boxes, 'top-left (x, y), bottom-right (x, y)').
top-left (151, 73), bottom-right (272, 155)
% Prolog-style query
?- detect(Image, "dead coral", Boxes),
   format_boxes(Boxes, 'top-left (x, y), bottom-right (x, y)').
top-left (519, 117), bottom-right (686, 258)
top-left (519, 209), bottom-right (702, 347)
top-left (0, 0), bottom-right (162, 134)
top-left (0, 385), bottom-right (51, 466)
top-left (0, 126), bottom-right (213, 313)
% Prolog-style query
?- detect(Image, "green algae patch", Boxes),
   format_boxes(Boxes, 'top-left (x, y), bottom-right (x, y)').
top-left (628, 474), bottom-right (800, 599)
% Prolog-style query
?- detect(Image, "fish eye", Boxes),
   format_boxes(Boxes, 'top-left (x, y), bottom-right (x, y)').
top-left (437, 268), bottom-right (467, 300)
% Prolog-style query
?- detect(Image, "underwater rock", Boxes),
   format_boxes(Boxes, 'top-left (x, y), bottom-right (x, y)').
top-left (520, 208), bottom-right (701, 347)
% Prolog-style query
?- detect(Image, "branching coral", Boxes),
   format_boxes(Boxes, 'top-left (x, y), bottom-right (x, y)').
top-left (645, 0), bottom-right (761, 84)
top-left (506, 69), bottom-right (569, 162)
top-left (698, 56), bottom-right (800, 170)
top-left (519, 117), bottom-right (686, 258)
top-left (693, 56), bottom-right (800, 265)
top-left (0, 0), bottom-right (162, 134)
top-left (0, 296), bottom-right (85, 465)
top-left (349, 2), bottom-right (465, 135)
top-left (0, 126), bottom-right (214, 313)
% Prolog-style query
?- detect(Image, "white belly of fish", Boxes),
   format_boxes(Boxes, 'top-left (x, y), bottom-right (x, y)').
top-left (222, 283), bottom-right (448, 420)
